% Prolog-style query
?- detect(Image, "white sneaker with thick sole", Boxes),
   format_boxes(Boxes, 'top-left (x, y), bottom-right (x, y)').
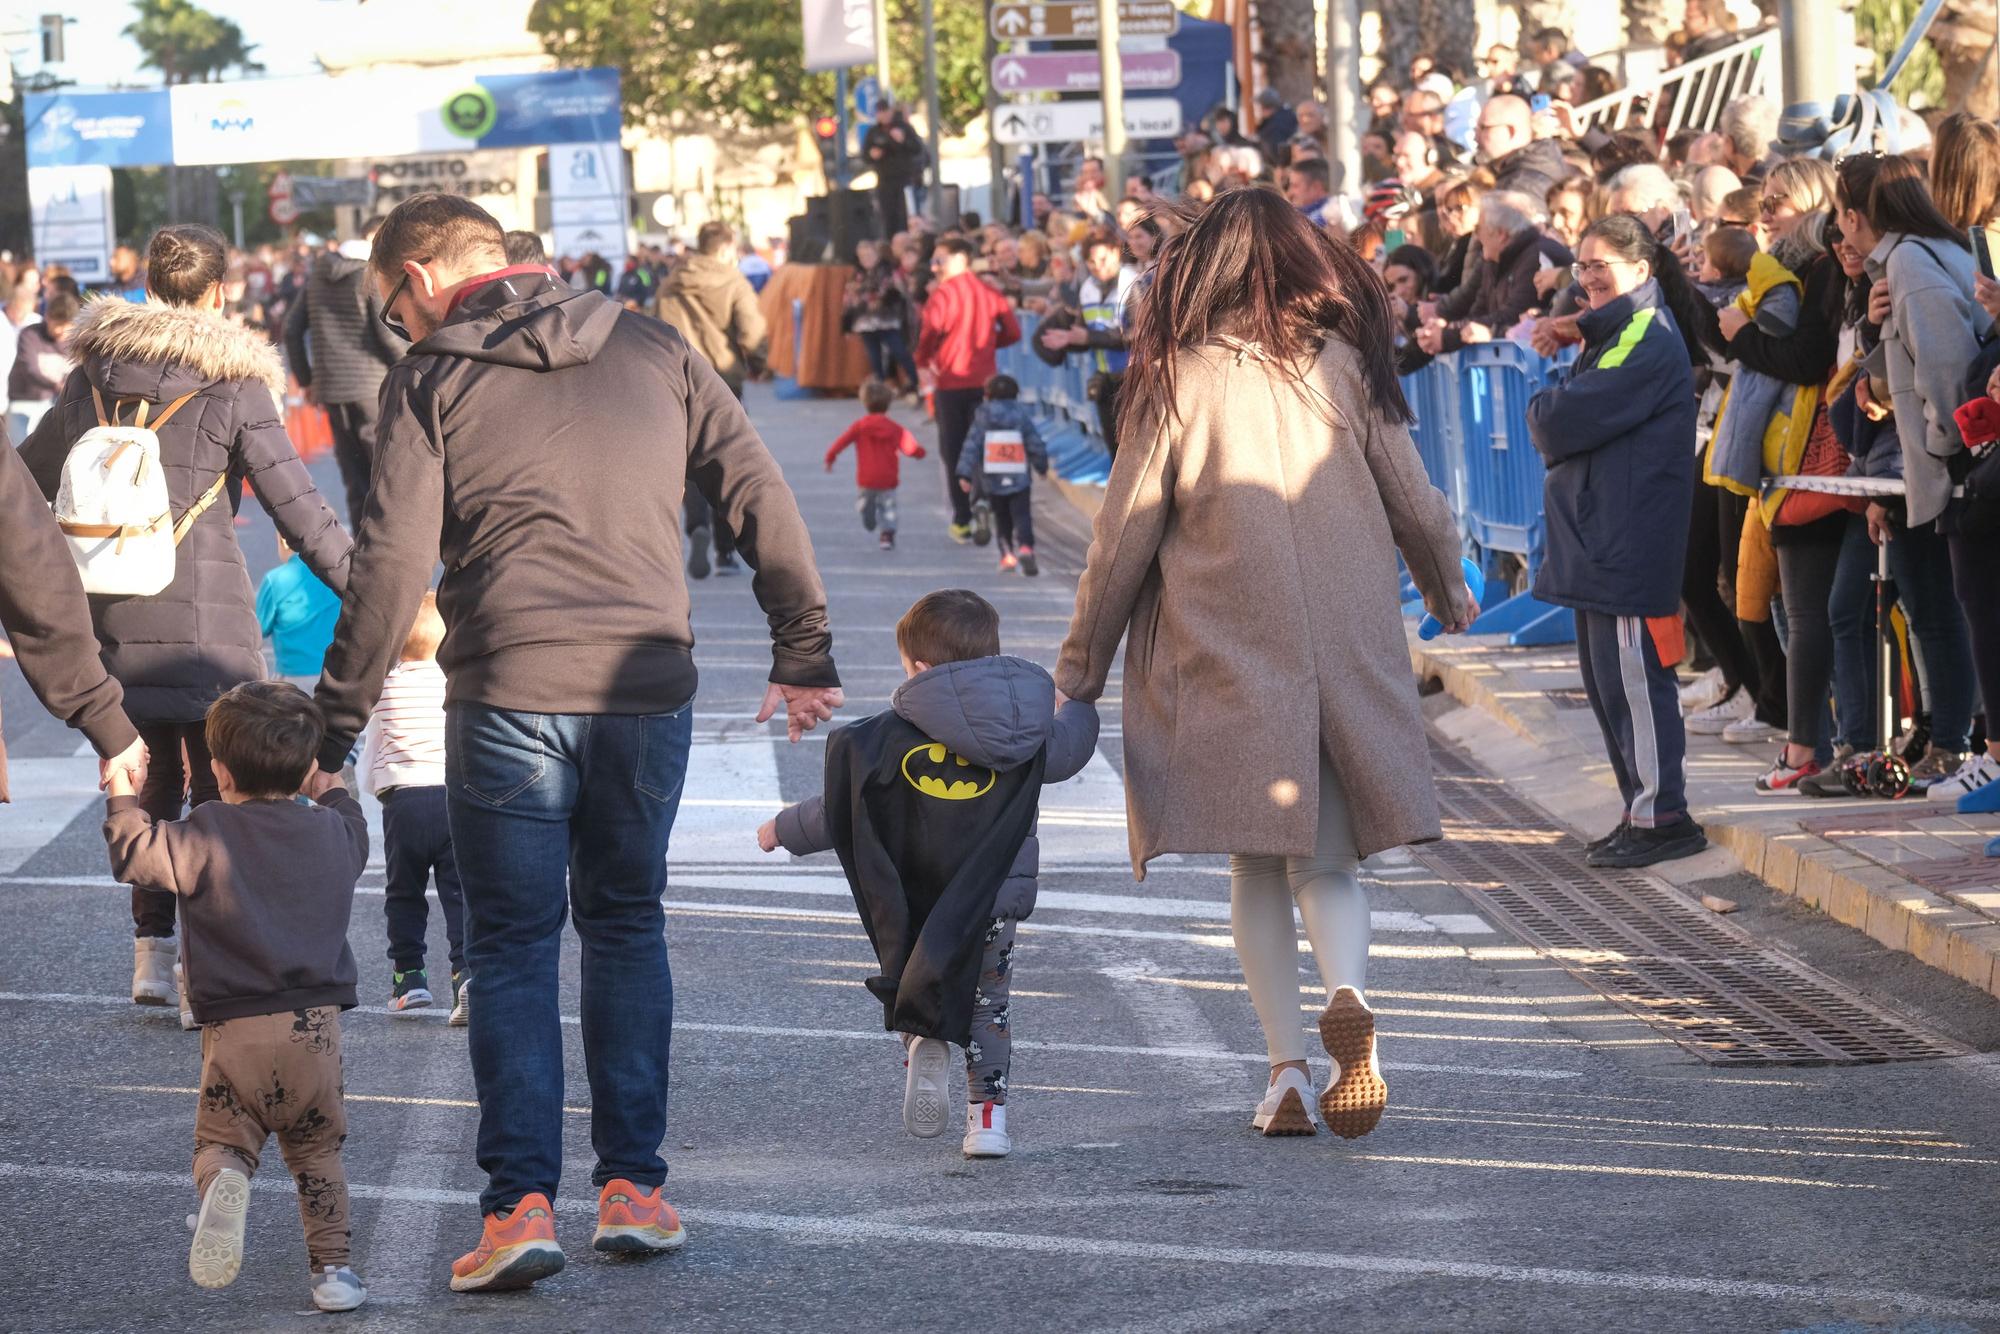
top-left (902, 1035), bottom-right (952, 1138)
top-left (311, 1265), bottom-right (368, 1312)
top-left (189, 1167), bottom-right (250, 1289)
top-left (1250, 1067), bottom-right (1319, 1136)
top-left (1678, 666), bottom-right (1728, 712)
top-left (173, 961), bottom-right (195, 1031)
top-left (1722, 716), bottom-right (1784, 744)
top-left (1318, 987), bottom-right (1389, 1139)
top-left (133, 937), bottom-right (175, 1006)
top-left (963, 1101), bottom-right (1011, 1157)
top-left (1686, 690), bottom-right (1754, 736)
top-left (1928, 752), bottom-right (2000, 802)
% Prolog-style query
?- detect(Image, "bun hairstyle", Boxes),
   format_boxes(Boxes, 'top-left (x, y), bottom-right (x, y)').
top-left (146, 224), bottom-right (229, 307)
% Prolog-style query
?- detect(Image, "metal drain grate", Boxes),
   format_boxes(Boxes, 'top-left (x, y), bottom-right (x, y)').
top-left (1417, 741), bottom-right (1968, 1066)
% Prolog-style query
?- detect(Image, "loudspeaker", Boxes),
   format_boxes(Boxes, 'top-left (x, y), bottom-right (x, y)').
top-left (788, 210), bottom-right (827, 263)
top-left (825, 188), bottom-right (880, 265)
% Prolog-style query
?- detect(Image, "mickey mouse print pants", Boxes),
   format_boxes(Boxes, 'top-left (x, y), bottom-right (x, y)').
top-left (965, 920), bottom-right (1017, 1106)
top-left (193, 1007), bottom-right (351, 1269)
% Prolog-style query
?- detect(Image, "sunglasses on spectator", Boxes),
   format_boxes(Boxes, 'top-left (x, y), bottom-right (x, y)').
top-left (1759, 196), bottom-right (1790, 216)
top-left (379, 265), bottom-right (426, 342)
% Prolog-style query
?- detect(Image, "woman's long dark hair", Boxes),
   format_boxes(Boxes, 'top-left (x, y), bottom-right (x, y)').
top-left (1867, 153), bottom-right (1970, 248)
top-left (1121, 187), bottom-right (1412, 439)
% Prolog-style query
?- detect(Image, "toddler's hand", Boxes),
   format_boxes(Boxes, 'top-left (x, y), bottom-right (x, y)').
top-left (757, 818), bottom-right (780, 854)
top-left (958, 478), bottom-right (972, 493)
top-left (300, 765), bottom-right (341, 800)
top-left (1986, 361), bottom-right (2000, 403)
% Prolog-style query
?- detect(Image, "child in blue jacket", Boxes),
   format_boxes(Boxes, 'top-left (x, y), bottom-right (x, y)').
top-left (955, 375), bottom-right (1050, 576)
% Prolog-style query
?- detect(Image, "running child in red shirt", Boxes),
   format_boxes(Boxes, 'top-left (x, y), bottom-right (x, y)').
top-left (827, 379), bottom-right (927, 551)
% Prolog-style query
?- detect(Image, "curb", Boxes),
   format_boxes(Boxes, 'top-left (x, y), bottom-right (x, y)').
top-left (1411, 634), bottom-right (2000, 1001)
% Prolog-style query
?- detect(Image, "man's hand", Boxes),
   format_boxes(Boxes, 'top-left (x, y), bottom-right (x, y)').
top-left (100, 736), bottom-right (147, 797)
top-left (1533, 267), bottom-right (1565, 297)
top-left (1459, 322), bottom-right (1493, 345)
top-left (1868, 277), bottom-right (1893, 326)
top-left (1716, 305), bottom-right (1750, 340)
top-left (1438, 587), bottom-right (1482, 636)
top-left (301, 765), bottom-right (342, 800)
top-left (758, 683), bottom-right (845, 743)
top-left (1414, 322), bottom-right (1446, 354)
top-left (1866, 500), bottom-right (1892, 546)
top-left (757, 818), bottom-right (781, 854)
top-left (1529, 313), bottom-right (1581, 357)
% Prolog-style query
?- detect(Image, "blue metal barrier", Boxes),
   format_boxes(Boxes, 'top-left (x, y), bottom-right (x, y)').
top-left (997, 312), bottom-right (1114, 486)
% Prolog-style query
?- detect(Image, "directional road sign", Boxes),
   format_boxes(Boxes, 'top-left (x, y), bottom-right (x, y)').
top-left (992, 97), bottom-right (1183, 145)
top-left (989, 1), bottom-right (1181, 40)
top-left (853, 75), bottom-right (882, 120)
top-left (990, 50), bottom-right (1182, 94)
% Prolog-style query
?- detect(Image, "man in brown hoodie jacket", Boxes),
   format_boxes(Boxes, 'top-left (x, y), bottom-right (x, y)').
top-left (0, 427), bottom-right (143, 801)
top-left (311, 194), bottom-right (842, 1294)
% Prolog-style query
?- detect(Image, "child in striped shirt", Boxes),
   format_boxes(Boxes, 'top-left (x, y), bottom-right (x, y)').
top-left (359, 592), bottom-right (468, 1024)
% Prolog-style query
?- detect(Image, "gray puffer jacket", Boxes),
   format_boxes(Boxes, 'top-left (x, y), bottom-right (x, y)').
top-left (19, 299), bottom-right (352, 723)
top-left (775, 655), bottom-right (1100, 919)
top-left (282, 250), bottom-right (408, 406)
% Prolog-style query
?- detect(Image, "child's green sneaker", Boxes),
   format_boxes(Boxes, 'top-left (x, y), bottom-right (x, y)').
top-left (389, 968), bottom-right (433, 1013)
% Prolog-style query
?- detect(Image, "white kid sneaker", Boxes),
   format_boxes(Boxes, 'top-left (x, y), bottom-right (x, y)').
top-left (1722, 716), bottom-right (1784, 744)
top-left (902, 1035), bottom-right (952, 1138)
top-left (1250, 1067), bottom-right (1319, 1137)
top-left (1928, 752), bottom-right (2000, 802)
top-left (1686, 690), bottom-right (1754, 736)
top-left (963, 1102), bottom-right (1011, 1157)
top-left (173, 961), bottom-right (195, 1031)
top-left (188, 1167), bottom-right (250, 1289)
top-left (311, 1265), bottom-right (369, 1312)
top-left (1678, 666), bottom-right (1728, 712)
top-left (132, 937), bottom-right (175, 1006)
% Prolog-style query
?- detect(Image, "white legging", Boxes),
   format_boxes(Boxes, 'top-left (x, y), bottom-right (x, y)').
top-left (1228, 757), bottom-right (1370, 1066)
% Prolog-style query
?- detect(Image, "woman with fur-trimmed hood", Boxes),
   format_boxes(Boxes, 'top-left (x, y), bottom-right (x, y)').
top-left (18, 224), bottom-right (352, 1006)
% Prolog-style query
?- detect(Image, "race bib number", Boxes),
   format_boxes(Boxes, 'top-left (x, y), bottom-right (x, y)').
top-left (984, 430), bottom-right (1028, 475)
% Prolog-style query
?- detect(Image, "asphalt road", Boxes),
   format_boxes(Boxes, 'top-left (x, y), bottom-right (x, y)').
top-left (3, 383), bottom-right (1999, 1333)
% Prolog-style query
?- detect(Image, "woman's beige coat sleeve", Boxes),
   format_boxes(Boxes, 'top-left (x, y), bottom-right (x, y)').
top-left (1055, 414), bottom-right (1176, 701)
top-left (1359, 410), bottom-right (1469, 624)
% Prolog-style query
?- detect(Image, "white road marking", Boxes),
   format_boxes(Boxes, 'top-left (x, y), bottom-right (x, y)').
top-left (0, 746), bottom-right (100, 873)
top-left (0, 991), bottom-right (1578, 1080)
top-left (0, 1162), bottom-right (1990, 1319)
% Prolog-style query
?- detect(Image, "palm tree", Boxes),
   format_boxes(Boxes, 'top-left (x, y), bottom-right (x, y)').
top-left (1257, 0), bottom-right (1319, 106)
top-left (1379, 0), bottom-right (1477, 88)
top-left (123, 0), bottom-right (263, 86)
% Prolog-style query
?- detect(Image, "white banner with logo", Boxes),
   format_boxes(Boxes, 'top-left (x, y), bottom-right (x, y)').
top-left (29, 165), bottom-right (115, 283)
top-left (168, 71), bottom-right (512, 167)
top-left (802, 0), bottom-right (877, 72)
top-left (548, 141), bottom-right (628, 265)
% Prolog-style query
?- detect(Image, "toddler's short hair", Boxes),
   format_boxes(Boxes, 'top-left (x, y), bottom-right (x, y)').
top-left (897, 589), bottom-right (1002, 667)
top-left (984, 374), bottom-right (1019, 401)
top-left (205, 681), bottom-right (324, 798)
top-left (402, 590), bottom-right (445, 662)
top-left (1704, 225), bottom-right (1758, 282)
top-left (860, 378), bottom-right (894, 413)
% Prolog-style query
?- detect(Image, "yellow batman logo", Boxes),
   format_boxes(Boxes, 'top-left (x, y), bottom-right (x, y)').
top-left (900, 743), bottom-right (996, 800)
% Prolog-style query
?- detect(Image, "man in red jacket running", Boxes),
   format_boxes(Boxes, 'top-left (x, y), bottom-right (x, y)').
top-left (917, 236), bottom-right (1021, 541)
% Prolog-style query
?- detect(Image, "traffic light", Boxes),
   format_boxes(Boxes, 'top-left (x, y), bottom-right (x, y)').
top-left (814, 115), bottom-right (840, 143)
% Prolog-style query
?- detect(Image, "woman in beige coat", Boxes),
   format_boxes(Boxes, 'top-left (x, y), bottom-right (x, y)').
top-left (1055, 190), bottom-right (1474, 1141)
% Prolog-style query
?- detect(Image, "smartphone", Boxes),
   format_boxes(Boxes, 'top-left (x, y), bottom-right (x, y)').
top-left (1974, 226), bottom-right (1995, 280)
top-left (1672, 207), bottom-right (1694, 243)
top-left (1530, 93), bottom-right (1551, 113)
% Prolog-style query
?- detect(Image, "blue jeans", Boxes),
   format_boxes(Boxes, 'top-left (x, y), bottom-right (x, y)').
top-left (1827, 514), bottom-right (1881, 749)
top-left (445, 704), bottom-right (692, 1214)
top-left (1827, 513), bottom-right (1977, 751)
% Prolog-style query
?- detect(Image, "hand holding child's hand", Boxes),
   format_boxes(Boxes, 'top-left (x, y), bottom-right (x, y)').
top-left (300, 765), bottom-right (341, 800)
top-left (1716, 305), bottom-right (1750, 340)
top-left (757, 818), bottom-right (780, 854)
top-left (100, 736), bottom-right (147, 797)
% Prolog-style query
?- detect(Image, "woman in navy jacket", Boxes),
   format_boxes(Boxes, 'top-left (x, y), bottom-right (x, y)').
top-left (1527, 214), bottom-right (1707, 870)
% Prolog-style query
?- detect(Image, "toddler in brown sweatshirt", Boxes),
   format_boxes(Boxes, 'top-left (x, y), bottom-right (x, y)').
top-left (103, 681), bottom-right (370, 1313)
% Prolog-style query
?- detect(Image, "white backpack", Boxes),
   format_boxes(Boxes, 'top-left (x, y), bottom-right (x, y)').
top-left (54, 387), bottom-right (226, 597)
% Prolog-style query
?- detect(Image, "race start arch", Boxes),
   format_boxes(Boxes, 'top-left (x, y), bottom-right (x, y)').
top-left (24, 66), bottom-right (626, 281)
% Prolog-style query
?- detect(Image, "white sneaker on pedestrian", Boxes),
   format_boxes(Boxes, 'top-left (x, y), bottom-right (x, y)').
top-left (132, 937), bottom-right (175, 1006)
top-left (1686, 690), bottom-right (1754, 735)
top-left (902, 1035), bottom-right (952, 1138)
top-left (1250, 1067), bottom-right (1319, 1137)
top-left (1318, 987), bottom-right (1388, 1139)
top-left (188, 1167), bottom-right (250, 1289)
top-left (311, 1265), bottom-right (369, 1312)
top-left (174, 961), bottom-right (195, 1031)
top-left (963, 1102), bottom-right (1011, 1157)
top-left (1927, 752), bottom-right (2000, 802)
top-left (1678, 666), bottom-right (1728, 713)
top-left (1722, 716), bottom-right (1784, 744)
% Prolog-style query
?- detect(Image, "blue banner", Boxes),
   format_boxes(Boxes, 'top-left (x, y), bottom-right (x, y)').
top-left (476, 69), bottom-right (623, 150)
top-left (24, 90), bottom-right (174, 168)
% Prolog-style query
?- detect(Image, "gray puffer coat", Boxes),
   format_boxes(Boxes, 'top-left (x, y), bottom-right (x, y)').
top-left (18, 298), bottom-right (352, 723)
top-left (775, 655), bottom-right (1100, 919)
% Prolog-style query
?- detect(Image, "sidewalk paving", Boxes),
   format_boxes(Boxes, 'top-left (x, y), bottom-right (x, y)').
top-left (1407, 631), bottom-right (2000, 1000)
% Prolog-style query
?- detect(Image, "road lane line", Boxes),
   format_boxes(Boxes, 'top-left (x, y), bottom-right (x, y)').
top-left (0, 1162), bottom-right (1987, 1319)
top-left (0, 992), bottom-right (1578, 1080)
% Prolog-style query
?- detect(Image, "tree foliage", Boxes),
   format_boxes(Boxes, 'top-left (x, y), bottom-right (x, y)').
top-left (528, 0), bottom-right (986, 135)
top-left (123, 0), bottom-right (263, 85)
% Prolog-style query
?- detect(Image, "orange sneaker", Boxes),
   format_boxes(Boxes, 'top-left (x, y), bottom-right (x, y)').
top-left (449, 1192), bottom-right (565, 1293)
top-left (593, 1179), bottom-right (687, 1255)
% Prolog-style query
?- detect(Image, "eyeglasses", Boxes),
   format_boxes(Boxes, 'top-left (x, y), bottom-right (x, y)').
top-left (1759, 196), bottom-right (1789, 216)
top-left (1571, 258), bottom-right (1637, 280)
top-left (379, 265), bottom-right (425, 341)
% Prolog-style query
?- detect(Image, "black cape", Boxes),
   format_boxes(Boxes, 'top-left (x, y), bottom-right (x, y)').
top-left (825, 711), bottom-right (1046, 1043)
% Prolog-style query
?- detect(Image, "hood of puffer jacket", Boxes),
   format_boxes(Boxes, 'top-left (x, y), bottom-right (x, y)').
top-left (317, 249), bottom-right (370, 290)
top-left (65, 297), bottom-right (286, 405)
top-left (890, 655), bottom-right (1056, 772)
